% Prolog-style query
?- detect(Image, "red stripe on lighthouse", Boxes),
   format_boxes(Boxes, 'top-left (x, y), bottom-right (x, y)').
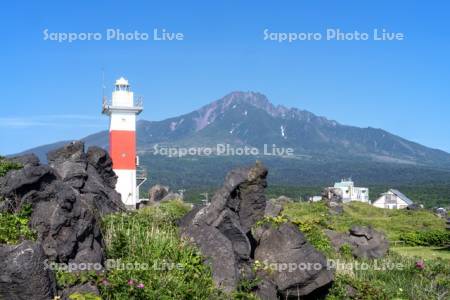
top-left (110, 130), bottom-right (136, 170)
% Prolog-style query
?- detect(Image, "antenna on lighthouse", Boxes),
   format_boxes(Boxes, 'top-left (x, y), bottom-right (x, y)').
top-left (101, 69), bottom-right (106, 105)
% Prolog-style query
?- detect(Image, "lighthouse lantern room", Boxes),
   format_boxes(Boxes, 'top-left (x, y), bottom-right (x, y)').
top-left (102, 77), bottom-right (143, 208)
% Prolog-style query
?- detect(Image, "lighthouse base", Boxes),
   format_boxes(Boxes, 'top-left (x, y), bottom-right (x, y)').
top-left (114, 169), bottom-right (138, 208)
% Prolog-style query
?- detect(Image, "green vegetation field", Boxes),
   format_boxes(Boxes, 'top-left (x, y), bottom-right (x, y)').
top-left (283, 201), bottom-right (448, 241)
top-left (392, 247), bottom-right (450, 260)
top-left (69, 201), bottom-right (448, 300)
top-left (2, 158), bottom-right (450, 299)
top-left (282, 201), bottom-right (450, 299)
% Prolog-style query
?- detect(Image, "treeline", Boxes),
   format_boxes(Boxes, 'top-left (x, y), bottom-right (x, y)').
top-left (182, 185), bottom-right (450, 208)
top-left (138, 154), bottom-right (450, 207)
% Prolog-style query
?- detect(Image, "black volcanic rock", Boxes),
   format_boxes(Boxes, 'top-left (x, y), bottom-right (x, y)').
top-left (179, 162), bottom-right (268, 292)
top-left (86, 146), bottom-right (118, 189)
top-left (253, 222), bottom-right (333, 298)
top-left (47, 141), bottom-right (125, 215)
top-left (8, 153), bottom-right (40, 167)
top-left (264, 200), bottom-right (283, 218)
top-left (325, 226), bottom-right (389, 259)
top-left (147, 184), bottom-right (170, 203)
top-left (180, 162), bottom-right (334, 298)
top-left (48, 141), bottom-right (88, 189)
top-left (0, 142), bottom-right (125, 266)
top-left (47, 141), bottom-right (85, 162)
top-left (0, 241), bottom-right (57, 300)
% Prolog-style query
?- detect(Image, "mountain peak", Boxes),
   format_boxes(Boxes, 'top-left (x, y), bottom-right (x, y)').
top-left (217, 91), bottom-right (335, 123)
top-left (189, 91), bottom-right (336, 132)
top-left (191, 91), bottom-right (273, 131)
top-left (219, 91), bottom-right (274, 110)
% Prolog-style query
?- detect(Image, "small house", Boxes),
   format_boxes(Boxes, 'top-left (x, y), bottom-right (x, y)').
top-left (328, 179), bottom-right (369, 203)
top-left (372, 189), bottom-right (413, 209)
top-left (309, 196), bottom-right (323, 202)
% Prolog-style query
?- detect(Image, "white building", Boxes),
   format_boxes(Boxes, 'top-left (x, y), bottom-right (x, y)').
top-left (372, 189), bottom-right (413, 209)
top-left (330, 179), bottom-right (369, 203)
top-left (309, 196), bottom-right (323, 202)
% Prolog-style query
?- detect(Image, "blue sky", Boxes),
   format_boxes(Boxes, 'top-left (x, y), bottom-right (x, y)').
top-left (1, 0), bottom-right (449, 155)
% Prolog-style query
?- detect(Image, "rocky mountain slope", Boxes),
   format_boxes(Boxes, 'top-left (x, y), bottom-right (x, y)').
top-left (16, 92), bottom-right (450, 187)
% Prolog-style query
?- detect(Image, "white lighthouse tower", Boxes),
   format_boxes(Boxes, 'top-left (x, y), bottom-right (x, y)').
top-left (102, 77), bottom-right (143, 208)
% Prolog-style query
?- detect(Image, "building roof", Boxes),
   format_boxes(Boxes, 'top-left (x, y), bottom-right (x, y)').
top-left (388, 189), bottom-right (413, 205)
top-left (334, 179), bottom-right (354, 188)
top-left (115, 77), bottom-right (129, 86)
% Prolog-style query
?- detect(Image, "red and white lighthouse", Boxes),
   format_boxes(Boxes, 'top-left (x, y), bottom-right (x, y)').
top-left (102, 77), bottom-right (143, 208)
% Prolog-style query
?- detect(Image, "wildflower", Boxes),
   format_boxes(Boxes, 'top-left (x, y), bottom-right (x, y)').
top-left (101, 278), bottom-right (110, 286)
top-left (137, 283), bottom-right (145, 289)
top-left (415, 260), bottom-right (425, 270)
top-left (128, 279), bottom-right (135, 286)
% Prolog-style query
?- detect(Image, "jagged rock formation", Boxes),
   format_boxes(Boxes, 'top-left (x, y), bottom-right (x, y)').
top-left (179, 162), bottom-right (268, 292)
top-left (147, 184), bottom-right (170, 203)
top-left (325, 226), bottom-right (389, 259)
top-left (253, 222), bottom-right (333, 298)
top-left (48, 142), bottom-right (125, 215)
top-left (142, 184), bottom-right (182, 208)
top-left (264, 196), bottom-right (293, 217)
top-left (0, 142), bottom-right (124, 265)
top-left (0, 240), bottom-right (57, 300)
top-left (0, 141), bottom-right (126, 300)
top-left (264, 200), bottom-right (283, 218)
top-left (321, 187), bottom-right (344, 215)
top-left (179, 162), bottom-right (333, 297)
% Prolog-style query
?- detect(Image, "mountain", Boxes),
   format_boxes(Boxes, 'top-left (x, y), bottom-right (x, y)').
top-left (134, 91), bottom-right (450, 166)
top-left (16, 91), bottom-right (450, 188)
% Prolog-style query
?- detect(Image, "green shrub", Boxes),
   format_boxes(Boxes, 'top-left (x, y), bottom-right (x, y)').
top-left (232, 278), bottom-right (261, 300)
top-left (0, 204), bottom-right (35, 244)
top-left (69, 293), bottom-right (102, 300)
top-left (327, 274), bottom-right (388, 300)
top-left (399, 230), bottom-right (450, 247)
top-left (254, 215), bottom-right (289, 229)
top-left (339, 244), bottom-right (353, 259)
top-left (296, 220), bottom-right (334, 257)
top-left (56, 270), bottom-right (100, 289)
top-left (0, 156), bottom-right (21, 177)
top-left (158, 199), bottom-right (192, 223)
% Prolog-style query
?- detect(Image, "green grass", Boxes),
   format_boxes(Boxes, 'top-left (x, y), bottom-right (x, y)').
top-left (392, 247), bottom-right (450, 261)
top-left (283, 201), bottom-right (447, 241)
top-left (0, 204), bottom-right (35, 244)
top-left (0, 156), bottom-right (21, 177)
top-left (98, 199), bottom-right (226, 299)
top-left (282, 201), bottom-right (450, 299)
top-left (327, 253), bottom-right (450, 300)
